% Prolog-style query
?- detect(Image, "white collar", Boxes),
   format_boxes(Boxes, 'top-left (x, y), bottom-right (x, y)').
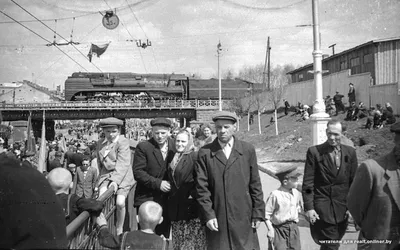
top-left (218, 137), bottom-right (234, 148)
top-left (102, 135), bottom-right (119, 145)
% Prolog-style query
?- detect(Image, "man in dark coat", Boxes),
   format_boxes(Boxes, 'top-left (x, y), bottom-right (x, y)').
top-left (333, 91), bottom-right (345, 115)
top-left (0, 155), bottom-right (68, 249)
top-left (133, 118), bottom-right (175, 237)
top-left (347, 122), bottom-right (400, 250)
top-left (195, 111), bottom-right (265, 250)
top-left (302, 120), bottom-right (358, 250)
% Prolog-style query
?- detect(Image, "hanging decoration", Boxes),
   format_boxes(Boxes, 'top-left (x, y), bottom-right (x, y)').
top-left (136, 39), bottom-right (152, 49)
top-left (102, 10), bottom-right (119, 30)
top-left (87, 42), bottom-right (111, 62)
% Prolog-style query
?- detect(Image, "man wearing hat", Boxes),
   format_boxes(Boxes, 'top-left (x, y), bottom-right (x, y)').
top-left (96, 117), bottom-right (134, 235)
top-left (347, 122), bottom-right (400, 250)
top-left (133, 117), bottom-right (175, 237)
top-left (195, 111), bottom-right (265, 250)
top-left (302, 120), bottom-right (358, 250)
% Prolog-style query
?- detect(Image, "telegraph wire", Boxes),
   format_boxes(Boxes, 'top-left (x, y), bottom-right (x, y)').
top-left (11, 0), bottom-right (103, 73)
top-left (35, 22), bottom-right (103, 81)
top-left (125, 0), bottom-right (159, 71)
top-left (0, 10), bottom-right (89, 72)
top-left (103, 0), bottom-right (148, 73)
top-left (0, 12), bottom-right (97, 24)
top-left (39, 0), bottom-right (159, 14)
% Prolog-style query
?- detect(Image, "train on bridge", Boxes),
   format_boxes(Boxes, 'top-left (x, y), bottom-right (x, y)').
top-left (64, 72), bottom-right (190, 101)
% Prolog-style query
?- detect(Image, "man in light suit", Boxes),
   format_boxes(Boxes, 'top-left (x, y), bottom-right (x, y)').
top-left (133, 118), bottom-right (175, 237)
top-left (347, 122), bottom-right (400, 250)
top-left (302, 120), bottom-right (358, 250)
top-left (97, 117), bottom-right (135, 235)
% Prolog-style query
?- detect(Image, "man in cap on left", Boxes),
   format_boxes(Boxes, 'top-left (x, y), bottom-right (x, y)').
top-left (347, 122), bottom-right (400, 250)
top-left (96, 117), bottom-right (135, 235)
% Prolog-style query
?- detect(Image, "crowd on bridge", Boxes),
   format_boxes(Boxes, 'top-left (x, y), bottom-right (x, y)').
top-left (1, 109), bottom-right (400, 250)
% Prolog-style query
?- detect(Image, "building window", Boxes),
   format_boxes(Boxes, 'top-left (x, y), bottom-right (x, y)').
top-left (340, 61), bottom-right (347, 70)
top-left (363, 53), bottom-right (373, 63)
top-left (299, 74), bottom-right (304, 80)
top-left (350, 57), bottom-right (360, 67)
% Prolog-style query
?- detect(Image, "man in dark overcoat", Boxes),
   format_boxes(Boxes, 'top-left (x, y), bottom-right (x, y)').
top-left (302, 120), bottom-right (358, 250)
top-left (195, 111), bottom-right (265, 250)
top-left (347, 122), bottom-right (400, 250)
top-left (133, 118), bottom-right (175, 237)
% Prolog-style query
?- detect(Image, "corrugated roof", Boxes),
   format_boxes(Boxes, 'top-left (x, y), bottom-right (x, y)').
top-left (287, 36), bottom-right (400, 75)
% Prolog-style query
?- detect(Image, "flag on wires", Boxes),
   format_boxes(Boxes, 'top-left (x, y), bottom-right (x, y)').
top-left (87, 42), bottom-right (110, 62)
top-left (25, 112), bottom-right (37, 157)
top-left (37, 111), bottom-right (47, 173)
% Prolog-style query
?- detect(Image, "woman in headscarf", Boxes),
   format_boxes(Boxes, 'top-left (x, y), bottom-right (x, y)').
top-left (167, 129), bottom-right (206, 250)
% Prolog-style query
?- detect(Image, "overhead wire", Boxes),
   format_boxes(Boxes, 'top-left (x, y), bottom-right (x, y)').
top-left (103, 0), bottom-right (148, 72)
top-left (0, 9), bottom-right (89, 72)
top-left (11, 0), bottom-right (103, 73)
top-left (35, 22), bottom-right (103, 81)
top-left (125, 0), bottom-right (159, 71)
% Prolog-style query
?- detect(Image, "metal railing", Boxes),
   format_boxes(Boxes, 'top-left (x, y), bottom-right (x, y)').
top-left (0, 99), bottom-right (232, 110)
top-left (66, 187), bottom-right (116, 249)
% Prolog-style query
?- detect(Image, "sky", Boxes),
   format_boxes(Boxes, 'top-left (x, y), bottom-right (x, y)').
top-left (0, 0), bottom-right (399, 90)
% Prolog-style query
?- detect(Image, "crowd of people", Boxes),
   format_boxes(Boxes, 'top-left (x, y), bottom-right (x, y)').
top-left (1, 109), bottom-right (400, 250)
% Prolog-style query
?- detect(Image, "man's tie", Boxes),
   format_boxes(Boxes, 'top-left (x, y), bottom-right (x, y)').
top-left (333, 148), bottom-right (340, 169)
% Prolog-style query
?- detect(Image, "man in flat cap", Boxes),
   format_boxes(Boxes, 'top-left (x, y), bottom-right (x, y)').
top-left (347, 122), bottom-right (400, 250)
top-left (133, 117), bottom-right (175, 237)
top-left (96, 117), bottom-right (135, 235)
top-left (195, 111), bottom-right (265, 250)
top-left (302, 119), bottom-right (358, 250)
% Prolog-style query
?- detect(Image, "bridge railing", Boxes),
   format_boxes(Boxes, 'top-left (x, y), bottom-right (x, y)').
top-left (0, 99), bottom-right (232, 110)
top-left (66, 187), bottom-right (116, 249)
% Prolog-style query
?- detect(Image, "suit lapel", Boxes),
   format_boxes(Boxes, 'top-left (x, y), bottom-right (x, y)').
top-left (210, 140), bottom-right (227, 166)
top-left (319, 142), bottom-right (338, 180)
top-left (226, 139), bottom-right (243, 170)
top-left (384, 154), bottom-right (400, 211)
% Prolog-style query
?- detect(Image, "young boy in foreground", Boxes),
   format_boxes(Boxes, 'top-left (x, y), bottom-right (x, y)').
top-left (265, 166), bottom-right (303, 250)
top-left (96, 201), bottom-right (167, 249)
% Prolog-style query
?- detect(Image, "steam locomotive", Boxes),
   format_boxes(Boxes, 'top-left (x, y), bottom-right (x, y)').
top-left (64, 72), bottom-right (189, 101)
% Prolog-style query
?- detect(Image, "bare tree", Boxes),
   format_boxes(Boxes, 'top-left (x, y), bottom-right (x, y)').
top-left (267, 74), bottom-right (288, 135)
top-left (223, 68), bottom-right (235, 80)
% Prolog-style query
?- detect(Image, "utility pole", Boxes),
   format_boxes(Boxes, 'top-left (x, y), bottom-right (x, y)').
top-left (217, 41), bottom-right (222, 111)
top-left (267, 37), bottom-right (271, 90)
top-left (262, 37), bottom-right (271, 91)
top-left (310, 0), bottom-right (330, 145)
top-left (328, 43), bottom-right (336, 55)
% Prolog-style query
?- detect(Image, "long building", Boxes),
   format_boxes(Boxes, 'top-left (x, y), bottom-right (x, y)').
top-left (288, 37), bottom-right (400, 86)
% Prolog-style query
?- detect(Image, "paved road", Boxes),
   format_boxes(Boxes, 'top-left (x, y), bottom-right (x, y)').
top-left (257, 170), bottom-right (359, 250)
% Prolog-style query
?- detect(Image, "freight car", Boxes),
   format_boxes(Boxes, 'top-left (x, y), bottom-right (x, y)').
top-left (64, 72), bottom-right (189, 101)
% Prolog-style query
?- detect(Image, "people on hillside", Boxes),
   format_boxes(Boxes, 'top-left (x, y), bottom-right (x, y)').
top-left (96, 201), bottom-right (168, 249)
top-left (302, 120), bottom-right (358, 250)
top-left (357, 102), bottom-right (368, 119)
top-left (96, 117), bottom-right (135, 235)
top-left (283, 99), bottom-right (291, 115)
top-left (167, 129), bottom-right (206, 250)
top-left (333, 91), bottom-right (345, 115)
top-left (265, 166), bottom-right (303, 250)
top-left (195, 111), bottom-right (265, 250)
top-left (348, 83), bottom-right (356, 107)
top-left (347, 122), bottom-right (400, 250)
top-left (382, 102), bottom-right (396, 125)
top-left (344, 102), bottom-right (359, 121)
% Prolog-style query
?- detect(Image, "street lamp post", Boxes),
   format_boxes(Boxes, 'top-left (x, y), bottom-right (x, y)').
top-left (310, 0), bottom-right (330, 145)
top-left (217, 41), bottom-right (222, 111)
